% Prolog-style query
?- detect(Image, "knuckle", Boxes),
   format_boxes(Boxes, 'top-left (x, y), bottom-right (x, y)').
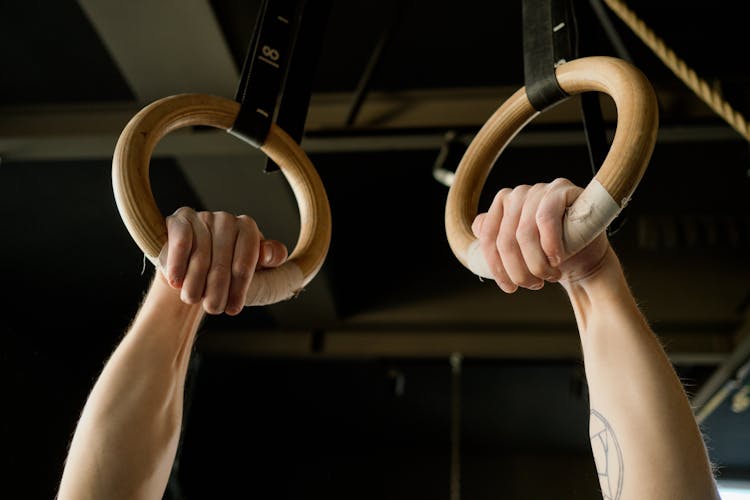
top-left (210, 261), bottom-right (232, 275)
top-left (203, 300), bottom-right (223, 315)
top-left (511, 184), bottom-right (531, 197)
top-left (529, 182), bottom-right (547, 194)
top-left (189, 254), bottom-right (211, 274)
top-left (535, 207), bottom-right (557, 226)
top-left (479, 225), bottom-right (496, 245)
top-left (236, 214), bottom-right (255, 224)
top-left (527, 261), bottom-right (549, 278)
top-left (232, 264), bottom-right (253, 281)
top-left (181, 290), bottom-right (201, 304)
top-left (237, 215), bottom-right (259, 232)
top-left (518, 276), bottom-right (541, 288)
top-left (550, 177), bottom-right (573, 188)
top-left (173, 206), bottom-right (195, 217)
top-left (212, 211), bottom-right (233, 224)
top-left (505, 185), bottom-right (530, 207)
top-left (515, 219), bottom-right (537, 243)
top-left (171, 238), bottom-right (191, 253)
top-left (493, 188), bottom-right (512, 205)
top-left (224, 304), bottom-right (242, 317)
top-left (197, 211), bottom-right (212, 224)
top-left (496, 233), bottom-right (517, 255)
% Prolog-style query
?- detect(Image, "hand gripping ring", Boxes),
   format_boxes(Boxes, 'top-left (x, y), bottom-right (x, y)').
top-left (112, 93), bottom-right (332, 306)
top-left (445, 56), bottom-right (658, 279)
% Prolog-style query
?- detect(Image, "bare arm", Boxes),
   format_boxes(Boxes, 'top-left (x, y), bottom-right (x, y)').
top-left (57, 209), bottom-right (287, 500)
top-left (57, 276), bottom-right (204, 500)
top-left (474, 179), bottom-right (719, 500)
top-left (565, 248), bottom-right (718, 500)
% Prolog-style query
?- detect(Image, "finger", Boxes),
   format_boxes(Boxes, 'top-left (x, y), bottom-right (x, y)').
top-left (497, 185), bottom-right (542, 290)
top-left (164, 207), bottom-right (195, 288)
top-left (225, 215), bottom-right (261, 315)
top-left (255, 229), bottom-right (289, 268)
top-left (202, 212), bottom-right (239, 315)
top-left (516, 184), bottom-right (561, 285)
top-left (471, 213), bottom-right (486, 238)
top-left (178, 210), bottom-right (212, 305)
top-left (480, 188), bottom-right (516, 293)
top-left (258, 239), bottom-right (288, 270)
top-left (537, 178), bottom-right (583, 267)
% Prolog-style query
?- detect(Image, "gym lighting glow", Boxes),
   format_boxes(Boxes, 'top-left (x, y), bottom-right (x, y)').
top-left (718, 481), bottom-right (750, 499)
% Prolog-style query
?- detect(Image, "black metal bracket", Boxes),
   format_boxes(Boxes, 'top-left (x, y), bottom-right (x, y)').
top-left (228, 0), bottom-right (332, 172)
top-left (345, 0), bottom-right (408, 127)
top-left (432, 130), bottom-right (465, 187)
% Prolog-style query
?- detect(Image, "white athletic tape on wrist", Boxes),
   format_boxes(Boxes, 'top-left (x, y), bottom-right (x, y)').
top-left (466, 179), bottom-right (620, 281)
top-left (467, 239), bottom-right (493, 280)
top-left (562, 179), bottom-right (620, 255)
top-left (242, 263), bottom-right (305, 306)
top-left (149, 248), bottom-right (305, 307)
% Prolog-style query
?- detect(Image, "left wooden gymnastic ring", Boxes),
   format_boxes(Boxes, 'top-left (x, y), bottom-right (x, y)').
top-left (445, 56), bottom-right (658, 279)
top-left (112, 93), bottom-right (331, 306)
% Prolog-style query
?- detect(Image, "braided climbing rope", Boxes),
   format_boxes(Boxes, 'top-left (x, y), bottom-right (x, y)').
top-left (603, 0), bottom-right (750, 142)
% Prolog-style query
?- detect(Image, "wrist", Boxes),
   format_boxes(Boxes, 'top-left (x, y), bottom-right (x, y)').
top-left (560, 246), bottom-right (636, 335)
top-left (144, 270), bottom-right (205, 320)
top-left (560, 246), bottom-right (629, 312)
top-left (550, 232), bottom-right (612, 288)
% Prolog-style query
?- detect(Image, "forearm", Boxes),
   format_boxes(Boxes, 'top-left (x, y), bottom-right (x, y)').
top-left (58, 274), bottom-right (204, 500)
top-left (564, 248), bottom-right (718, 500)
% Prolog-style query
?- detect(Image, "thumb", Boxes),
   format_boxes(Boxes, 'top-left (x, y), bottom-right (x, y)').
top-left (258, 240), bottom-right (289, 269)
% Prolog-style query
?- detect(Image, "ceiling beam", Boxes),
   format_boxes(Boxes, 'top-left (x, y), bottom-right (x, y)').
top-left (196, 328), bottom-right (732, 364)
top-left (2, 80), bottom-right (733, 137)
top-left (1, 120), bottom-right (741, 162)
top-left (76, 0), bottom-right (238, 102)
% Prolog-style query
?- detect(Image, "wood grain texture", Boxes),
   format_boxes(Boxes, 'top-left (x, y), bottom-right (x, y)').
top-left (112, 93), bottom-right (331, 300)
top-left (445, 56), bottom-right (658, 270)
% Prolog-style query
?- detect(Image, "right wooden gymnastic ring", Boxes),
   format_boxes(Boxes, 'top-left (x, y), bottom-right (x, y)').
top-left (445, 56), bottom-right (658, 279)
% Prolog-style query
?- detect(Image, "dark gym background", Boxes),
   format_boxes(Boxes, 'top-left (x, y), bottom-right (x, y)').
top-left (2, 0), bottom-right (749, 498)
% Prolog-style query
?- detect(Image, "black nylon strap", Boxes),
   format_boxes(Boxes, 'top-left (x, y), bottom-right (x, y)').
top-left (581, 92), bottom-right (608, 172)
top-left (522, 0), bottom-right (572, 111)
top-left (229, 0), bottom-right (300, 148)
top-left (574, 0), bottom-right (608, 174)
top-left (264, 0), bottom-right (332, 172)
top-left (575, 0), bottom-right (627, 235)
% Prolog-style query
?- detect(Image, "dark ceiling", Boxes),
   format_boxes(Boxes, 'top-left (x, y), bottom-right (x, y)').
top-left (2, 0), bottom-right (750, 499)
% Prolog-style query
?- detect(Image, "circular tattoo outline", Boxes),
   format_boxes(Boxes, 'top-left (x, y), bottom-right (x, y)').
top-left (590, 409), bottom-right (624, 500)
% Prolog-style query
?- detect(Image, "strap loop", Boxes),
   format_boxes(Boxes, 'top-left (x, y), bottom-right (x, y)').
top-left (228, 0), bottom-right (300, 149)
top-left (522, 0), bottom-right (573, 111)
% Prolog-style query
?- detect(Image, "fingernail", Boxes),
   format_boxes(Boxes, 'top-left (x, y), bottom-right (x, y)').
top-left (549, 254), bottom-right (561, 267)
top-left (262, 242), bottom-right (274, 265)
top-left (529, 281), bottom-right (544, 290)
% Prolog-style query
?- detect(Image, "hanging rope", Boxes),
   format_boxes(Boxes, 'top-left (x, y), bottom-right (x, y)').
top-left (602, 0), bottom-right (750, 142)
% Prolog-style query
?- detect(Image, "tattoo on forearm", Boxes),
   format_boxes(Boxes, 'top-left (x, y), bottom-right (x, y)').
top-left (590, 409), bottom-right (623, 500)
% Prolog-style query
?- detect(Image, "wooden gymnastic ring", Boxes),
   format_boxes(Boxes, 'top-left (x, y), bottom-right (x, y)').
top-left (445, 56), bottom-right (658, 279)
top-left (112, 93), bottom-right (331, 306)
